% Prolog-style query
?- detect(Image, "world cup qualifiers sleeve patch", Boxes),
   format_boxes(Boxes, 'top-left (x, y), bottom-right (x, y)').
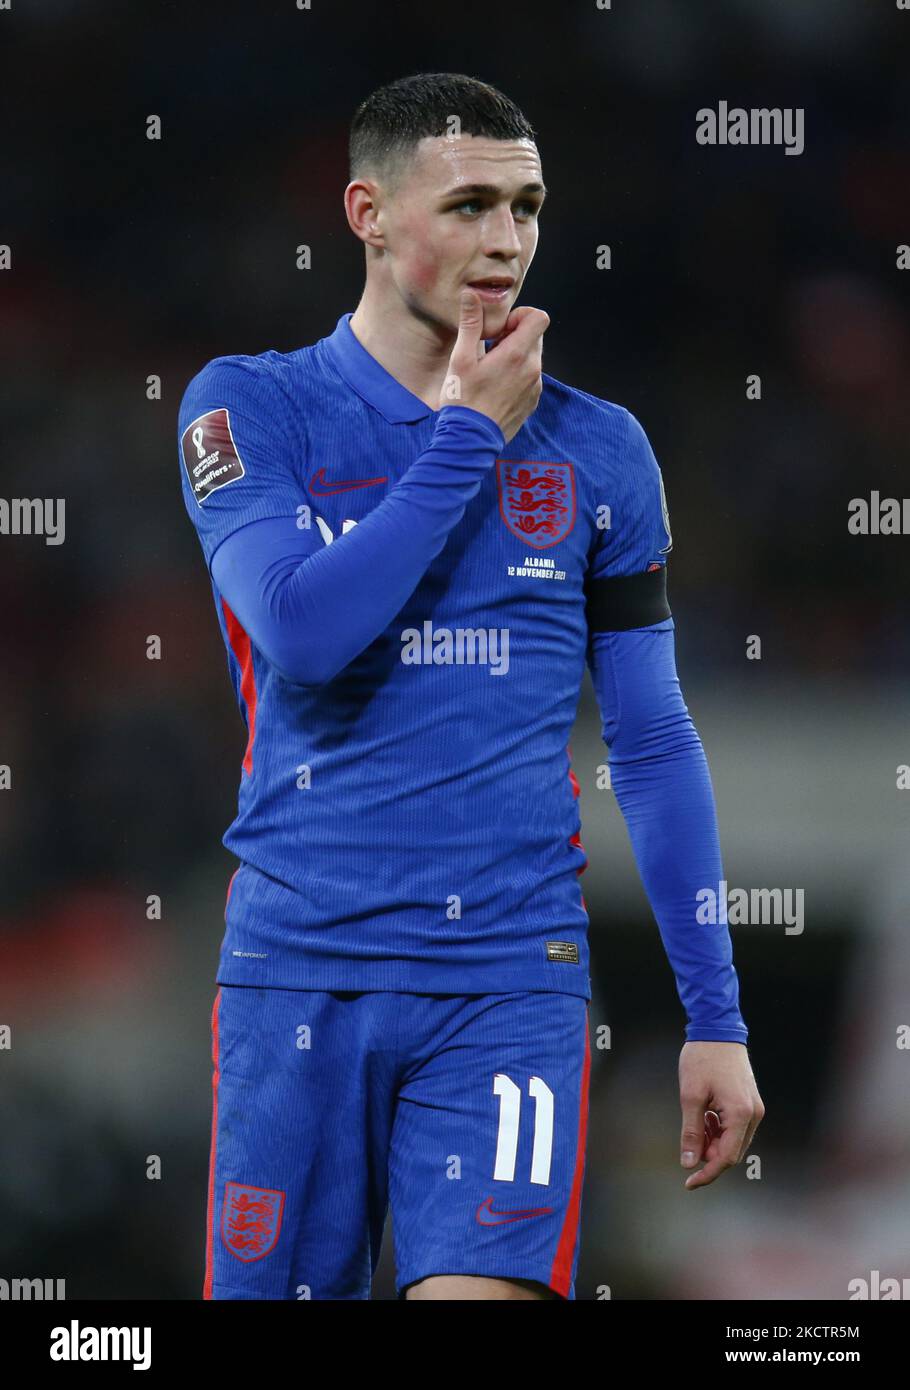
top-left (181, 407), bottom-right (246, 505)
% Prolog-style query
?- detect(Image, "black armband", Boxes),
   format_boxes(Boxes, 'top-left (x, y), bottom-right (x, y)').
top-left (584, 565), bottom-right (671, 633)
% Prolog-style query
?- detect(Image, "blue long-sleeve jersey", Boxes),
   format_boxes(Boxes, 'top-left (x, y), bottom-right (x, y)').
top-left (177, 311), bottom-right (748, 1043)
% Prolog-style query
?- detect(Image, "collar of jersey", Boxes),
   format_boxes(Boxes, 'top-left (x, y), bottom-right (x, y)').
top-left (323, 313), bottom-right (437, 424)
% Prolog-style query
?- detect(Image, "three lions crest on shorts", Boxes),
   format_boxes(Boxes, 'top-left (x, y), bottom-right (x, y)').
top-left (221, 1182), bottom-right (285, 1262)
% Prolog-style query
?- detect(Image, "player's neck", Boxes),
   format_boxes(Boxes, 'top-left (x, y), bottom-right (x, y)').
top-left (349, 295), bottom-right (454, 414)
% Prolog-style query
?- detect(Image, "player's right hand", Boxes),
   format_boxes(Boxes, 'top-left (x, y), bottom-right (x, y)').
top-left (439, 290), bottom-right (549, 444)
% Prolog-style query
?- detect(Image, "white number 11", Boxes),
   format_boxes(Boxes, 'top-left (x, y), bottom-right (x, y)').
top-left (492, 1074), bottom-right (554, 1185)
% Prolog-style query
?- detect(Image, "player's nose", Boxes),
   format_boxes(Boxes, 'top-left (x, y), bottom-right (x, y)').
top-left (481, 204), bottom-right (524, 260)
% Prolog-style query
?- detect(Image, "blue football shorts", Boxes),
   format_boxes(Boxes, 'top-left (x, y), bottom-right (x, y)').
top-left (204, 984), bottom-right (591, 1300)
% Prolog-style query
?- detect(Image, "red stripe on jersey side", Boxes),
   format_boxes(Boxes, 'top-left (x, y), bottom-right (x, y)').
top-left (549, 1008), bottom-right (591, 1298)
top-left (203, 987), bottom-right (223, 1300)
top-left (221, 599), bottom-right (258, 775)
top-left (567, 741), bottom-right (588, 911)
top-left (567, 744), bottom-right (582, 802)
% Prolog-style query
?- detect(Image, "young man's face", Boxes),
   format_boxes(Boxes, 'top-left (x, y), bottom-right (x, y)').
top-left (375, 133), bottom-right (545, 336)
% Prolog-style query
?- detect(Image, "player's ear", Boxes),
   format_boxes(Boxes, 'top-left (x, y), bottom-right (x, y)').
top-left (344, 179), bottom-right (383, 246)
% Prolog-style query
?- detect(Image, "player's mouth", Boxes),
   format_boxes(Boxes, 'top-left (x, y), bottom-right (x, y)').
top-left (466, 276), bottom-right (515, 303)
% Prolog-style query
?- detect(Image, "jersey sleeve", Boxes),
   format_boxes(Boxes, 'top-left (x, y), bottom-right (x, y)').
top-left (177, 356), bottom-right (309, 575)
top-left (588, 623), bottom-right (749, 1044)
top-left (584, 408), bottom-right (673, 636)
top-left (209, 405), bottom-right (505, 688)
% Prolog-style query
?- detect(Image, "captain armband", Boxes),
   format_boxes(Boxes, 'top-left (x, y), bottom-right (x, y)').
top-left (584, 564), bottom-right (671, 633)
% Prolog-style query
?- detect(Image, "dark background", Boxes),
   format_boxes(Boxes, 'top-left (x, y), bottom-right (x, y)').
top-left (1, 0), bottom-right (908, 1300)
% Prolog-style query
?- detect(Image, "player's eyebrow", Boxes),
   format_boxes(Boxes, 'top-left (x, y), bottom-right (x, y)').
top-left (440, 182), bottom-right (547, 201)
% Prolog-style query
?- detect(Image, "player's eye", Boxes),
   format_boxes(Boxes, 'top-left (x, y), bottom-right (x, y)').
top-left (452, 199), bottom-right (540, 217)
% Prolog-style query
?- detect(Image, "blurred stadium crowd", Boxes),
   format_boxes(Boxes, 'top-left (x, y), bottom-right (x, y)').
top-left (1, 0), bottom-right (908, 1298)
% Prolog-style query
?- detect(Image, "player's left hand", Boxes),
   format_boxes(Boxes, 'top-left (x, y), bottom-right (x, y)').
top-left (677, 1041), bottom-right (765, 1190)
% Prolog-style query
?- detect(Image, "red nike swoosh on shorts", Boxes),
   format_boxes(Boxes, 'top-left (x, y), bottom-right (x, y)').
top-left (308, 468), bottom-right (387, 494)
top-left (475, 1196), bottom-right (554, 1225)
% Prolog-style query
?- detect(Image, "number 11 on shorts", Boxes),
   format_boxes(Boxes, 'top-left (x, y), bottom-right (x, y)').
top-left (492, 1073), bottom-right (554, 1185)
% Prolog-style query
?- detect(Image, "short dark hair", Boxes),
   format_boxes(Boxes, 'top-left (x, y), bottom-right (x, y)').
top-left (349, 72), bottom-right (536, 194)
